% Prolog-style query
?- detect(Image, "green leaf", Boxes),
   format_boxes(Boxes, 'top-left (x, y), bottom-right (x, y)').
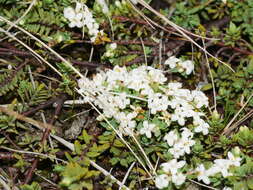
top-left (74, 140), bottom-right (82, 155)
top-left (61, 162), bottom-right (88, 186)
top-left (113, 139), bottom-right (125, 147)
top-left (86, 151), bottom-right (100, 158)
top-left (20, 182), bottom-right (41, 190)
top-left (82, 129), bottom-right (93, 144)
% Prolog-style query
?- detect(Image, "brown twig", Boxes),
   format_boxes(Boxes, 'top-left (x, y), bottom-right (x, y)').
top-left (41, 94), bottom-right (67, 142)
top-left (0, 47), bottom-right (109, 69)
top-left (216, 42), bottom-right (253, 56)
top-left (0, 107), bottom-right (54, 131)
top-left (22, 96), bottom-right (60, 116)
top-left (0, 152), bottom-right (15, 160)
top-left (23, 94), bottom-right (67, 184)
top-left (2, 133), bottom-right (21, 150)
top-left (24, 159), bottom-right (38, 184)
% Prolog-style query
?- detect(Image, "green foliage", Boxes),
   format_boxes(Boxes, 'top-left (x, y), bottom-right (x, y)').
top-left (20, 182), bottom-right (42, 190)
top-left (17, 80), bottom-right (51, 107)
top-left (224, 22), bottom-right (241, 46)
top-left (233, 127), bottom-right (253, 147)
top-left (57, 162), bottom-right (100, 190)
top-left (0, 68), bottom-right (25, 96)
top-left (172, 2), bottom-right (200, 29)
top-left (20, 8), bottom-right (71, 43)
top-left (230, 0), bottom-right (253, 43)
top-left (230, 157), bottom-right (253, 190)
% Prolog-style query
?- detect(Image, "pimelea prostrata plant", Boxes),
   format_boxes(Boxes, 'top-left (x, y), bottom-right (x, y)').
top-left (77, 59), bottom-right (242, 189)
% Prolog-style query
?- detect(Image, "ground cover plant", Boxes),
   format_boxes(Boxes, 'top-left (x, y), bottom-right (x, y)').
top-left (0, 0), bottom-right (253, 189)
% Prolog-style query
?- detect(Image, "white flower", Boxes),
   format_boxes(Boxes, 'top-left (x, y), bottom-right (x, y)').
top-left (139, 121), bottom-right (156, 138)
top-left (159, 111), bottom-right (171, 126)
top-left (155, 174), bottom-right (170, 189)
top-left (165, 56), bottom-right (194, 75)
top-left (93, 72), bottom-right (106, 88)
top-left (63, 2), bottom-right (102, 42)
top-left (104, 43), bottom-right (117, 58)
top-left (147, 67), bottom-right (167, 84)
top-left (174, 89), bottom-right (193, 101)
top-left (195, 164), bottom-right (211, 184)
top-left (167, 98), bottom-right (183, 109)
top-left (169, 143), bottom-right (185, 158)
top-left (213, 159), bottom-right (231, 177)
top-left (206, 165), bottom-right (221, 176)
top-left (193, 118), bottom-right (209, 135)
top-left (106, 65), bottom-right (128, 88)
top-left (167, 82), bottom-right (182, 91)
top-left (164, 56), bottom-right (180, 69)
top-left (161, 159), bottom-right (185, 174)
top-left (180, 60), bottom-right (194, 75)
top-left (148, 93), bottom-right (169, 114)
top-left (227, 151), bottom-right (241, 167)
top-left (181, 128), bottom-right (194, 139)
top-left (115, 0), bottom-right (121, 7)
top-left (64, 7), bottom-right (75, 20)
top-left (126, 66), bottom-right (149, 92)
top-left (110, 43), bottom-right (117, 50)
top-left (96, 0), bottom-right (109, 14)
top-left (172, 173), bottom-right (186, 186)
top-left (191, 90), bottom-right (209, 108)
top-left (115, 112), bottom-right (137, 135)
top-left (171, 106), bottom-right (189, 126)
top-left (110, 93), bottom-right (130, 109)
top-left (64, 6), bottom-right (83, 28)
top-left (164, 131), bottom-right (178, 146)
top-left (180, 139), bottom-right (195, 154)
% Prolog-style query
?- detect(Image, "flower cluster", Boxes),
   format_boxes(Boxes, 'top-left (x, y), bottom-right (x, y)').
top-left (164, 128), bottom-right (195, 158)
top-left (77, 62), bottom-right (242, 188)
top-left (78, 64), bottom-right (209, 136)
top-left (155, 159), bottom-right (186, 188)
top-left (64, 2), bottom-right (102, 42)
top-left (195, 151), bottom-right (242, 185)
top-left (155, 151), bottom-right (241, 189)
top-left (165, 56), bottom-right (194, 75)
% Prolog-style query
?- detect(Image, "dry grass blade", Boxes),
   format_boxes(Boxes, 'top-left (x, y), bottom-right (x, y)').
top-left (119, 162), bottom-right (135, 190)
top-left (187, 179), bottom-right (218, 190)
top-left (0, 107), bottom-right (130, 190)
top-left (222, 92), bottom-right (253, 136)
top-left (202, 38), bottom-right (217, 112)
top-left (0, 27), bottom-right (63, 77)
top-left (1, 146), bottom-right (67, 163)
top-left (131, 0), bottom-right (235, 72)
top-left (223, 109), bottom-right (253, 136)
top-left (0, 16), bottom-right (84, 78)
top-left (0, 175), bottom-right (11, 190)
top-left (0, 16), bottom-right (154, 179)
top-left (76, 88), bottom-right (154, 179)
top-left (0, 106), bottom-right (54, 130)
top-left (6, 0), bottom-right (37, 32)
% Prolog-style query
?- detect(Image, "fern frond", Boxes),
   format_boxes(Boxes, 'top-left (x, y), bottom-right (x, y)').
top-left (0, 68), bottom-right (25, 96)
top-left (22, 8), bottom-right (69, 42)
top-left (17, 80), bottom-right (51, 106)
